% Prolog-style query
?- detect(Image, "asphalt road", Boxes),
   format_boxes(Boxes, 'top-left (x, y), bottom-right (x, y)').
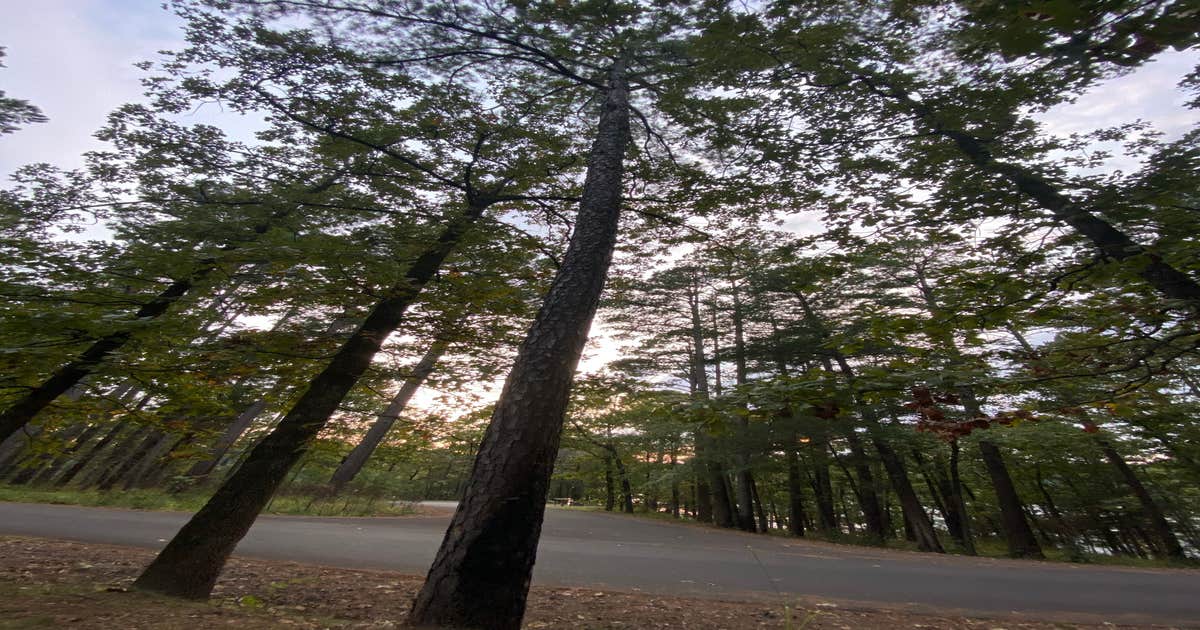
top-left (2, 502), bottom-right (1197, 625)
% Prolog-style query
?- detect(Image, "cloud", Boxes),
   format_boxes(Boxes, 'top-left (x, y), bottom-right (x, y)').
top-left (0, 0), bottom-right (182, 177)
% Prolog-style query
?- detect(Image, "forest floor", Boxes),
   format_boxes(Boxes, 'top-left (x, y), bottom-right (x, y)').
top-left (0, 536), bottom-right (1184, 629)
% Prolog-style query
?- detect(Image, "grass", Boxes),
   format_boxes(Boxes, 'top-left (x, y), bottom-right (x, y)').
top-left (0, 484), bottom-right (418, 518)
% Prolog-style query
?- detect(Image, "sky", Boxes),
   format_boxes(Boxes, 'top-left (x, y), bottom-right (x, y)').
top-left (1, 2), bottom-right (1197, 411)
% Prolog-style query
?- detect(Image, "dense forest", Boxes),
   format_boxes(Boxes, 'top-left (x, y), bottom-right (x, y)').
top-left (1, 0), bottom-right (1198, 627)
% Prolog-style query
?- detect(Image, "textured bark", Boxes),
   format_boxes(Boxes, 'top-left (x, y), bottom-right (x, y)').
top-left (133, 198), bottom-right (489, 600)
top-left (329, 338), bottom-right (447, 492)
top-left (1095, 435), bottom-right (1187, 561)
top-left (407, 60), bottom-right (630, 630)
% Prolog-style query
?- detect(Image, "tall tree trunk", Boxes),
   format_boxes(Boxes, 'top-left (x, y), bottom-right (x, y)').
top-left (785, 445), bottom-right (806, 537)
top-left (604, 455), bottom-right (616, 512)
top-left (948, 440), bottom-right (976, 555)
top-left (408, 59), bottom-right (631, 630)
top-left (30, 423), bottom-right (104, 485)
top-left (810, 443), bottom-right (839, 535)
top-left (915, 269), bottom-right (1040, 559)
top-left (329, 338), bottom-right (448, 493)
top-left (1094, 435), bottom-right (1187, 561)
top-left (687, 275), bottom-right (735, 529)
top-left (97, 430), bottom-right (164, 491)
top-left (611, 445), bottom-right (635, 514)
top-left (859, 75), bottom-right (1200, 311)
top-left (842, 428), bottom-right (886, 543)
top-left (184, 399), bottom-right (269, 480)
top-left (977, 439), bottom-right (1043, 558)
top-left (0, 275), bottom-right (208, 445)
top-left (133, 195), bottom-right (491, 600)
top-left (872, 434), bottom-right (944, 552)
top-left (751, 475), bottom-right (769, 532)
top-left (794, 290), bottom-right (887, 542)
top-left (729, 281), bottom-right (757, 533)
top-left (56, 422), bottom-right (123, 486)
top-left (911, 448), bottom-right (963, 548)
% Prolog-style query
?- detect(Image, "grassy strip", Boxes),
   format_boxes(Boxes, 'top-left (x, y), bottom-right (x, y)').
top-left (0, 484), bottom-right (417, 517)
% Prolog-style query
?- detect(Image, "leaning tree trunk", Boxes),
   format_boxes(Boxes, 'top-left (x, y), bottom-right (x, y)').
top-left (794, 286), bottom-right (942, 552)
top-left (408, 60), bottom-right (631, 630)
top-left (1094, 434), bottom-right (1187, 561)
top-left (329, 338), bottom-right (448, 493)
top-left (184, 399), bottom-right (268, 480)
top-left (858, 75), bottom-right (1200, 311)
top-left (132, 198), bottom-right (490, 600)
top-left (977, 438), bottom-right (1043, 558)
top-left (0, 273), bottom-right (208, 445)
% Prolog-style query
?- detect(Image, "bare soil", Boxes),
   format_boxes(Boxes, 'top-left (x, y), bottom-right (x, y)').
top-left (0, 536), bottom-right (1180, 629)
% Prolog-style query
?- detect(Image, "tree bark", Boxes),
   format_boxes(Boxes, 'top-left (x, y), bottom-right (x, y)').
top-left (1094, 435), bottom-right (1187, 561)
top-left (133, 196), bottom-right (490, 599)
top-left (329, 338), bottom-right (448, 492)
top-left (729, 281), bottom-right (758, 533)
top-left (977, 439), bottom-right (1043, 558)
top-left (859, 75), bottom-right (1200, 311)
top-left (947, 440), bottom-right (976, 555)
top-left (0, 274), bottom-right (208, 445)
top-left (184, 399), bottom-right (269, 480)
top-left (407, 59), bottom-right (631, 630)
top-left (785, 444), bottom-right (806, 537)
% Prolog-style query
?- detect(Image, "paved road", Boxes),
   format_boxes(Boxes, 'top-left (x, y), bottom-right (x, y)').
top-left (2, 502), bottom-right (1197, 625)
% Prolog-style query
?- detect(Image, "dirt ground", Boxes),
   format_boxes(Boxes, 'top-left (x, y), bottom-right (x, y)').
top-left (0, 536), bottom-right (1183, 629)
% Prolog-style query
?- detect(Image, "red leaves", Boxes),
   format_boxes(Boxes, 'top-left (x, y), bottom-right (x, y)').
top-left (907, 385), bottom-right (1037, 441)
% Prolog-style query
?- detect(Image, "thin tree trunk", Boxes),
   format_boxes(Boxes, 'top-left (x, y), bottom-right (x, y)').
top-left (97, 430), bottom-right (164, 491)
top-left (329, 338), bottom-right (448, 492)
top-left (184, 399), bottom-right (268, 480)
top-left (859, 75), bottom-right (1200, 311)
top-left (948, 440), bottom-right (976, 555)
top-left (604, 454), bottom-right (616, 511)
top-left (56, 423), bottom-right (123, 487)
top-left (978, 439), bottom-right (1043, 558)
top-left (1094, 435), bottom-right (1187, 561)
top-left (729, 281), bottom-right (757, 533)
top-left (133, 194), bottom-right (491, 599)
top-left (785, 446), bottom-right (807, 536)
top-left (408, 59), bottom-right (631, 630)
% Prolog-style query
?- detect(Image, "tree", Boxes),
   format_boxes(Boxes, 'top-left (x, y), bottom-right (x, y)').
top-left (0, 47), bottom-right (47, 135)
